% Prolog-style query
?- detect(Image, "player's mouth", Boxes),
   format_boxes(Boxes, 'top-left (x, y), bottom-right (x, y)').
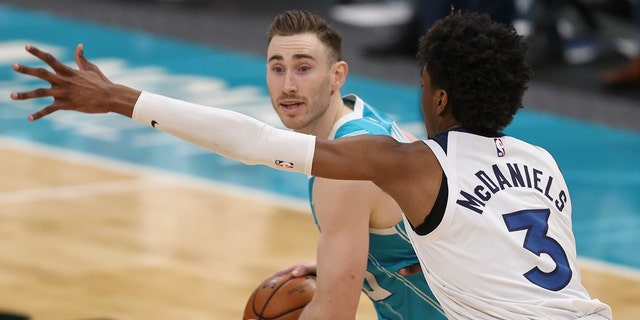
top-left (279, 100), bottom-right (304, 113)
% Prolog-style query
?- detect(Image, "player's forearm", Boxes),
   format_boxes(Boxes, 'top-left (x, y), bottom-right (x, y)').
top-left (300, 297), bottom-right (358, 320)
top-left (302, 290), bottom-right (359, 320)
top-left (132, 92), bottom-right (315, 175)
top-left (308, 236), bottom-right (365, 320)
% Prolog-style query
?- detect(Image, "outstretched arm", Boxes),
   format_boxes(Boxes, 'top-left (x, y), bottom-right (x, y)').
top-left (10, 44), bottom-right (316, 175)
top-left (10, 44), bottom-right (431, 216)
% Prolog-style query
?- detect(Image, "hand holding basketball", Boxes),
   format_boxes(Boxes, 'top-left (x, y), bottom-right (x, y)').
top-left (243, 273), bottom-right (316, 320)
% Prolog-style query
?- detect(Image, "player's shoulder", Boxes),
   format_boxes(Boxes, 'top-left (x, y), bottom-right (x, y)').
top-left (336, 94), bottom-right (398, 138)
top-left (335, 119), bottom-right (388, 138)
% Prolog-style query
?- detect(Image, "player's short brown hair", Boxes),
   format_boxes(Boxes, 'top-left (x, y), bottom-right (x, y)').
top-left (268, 10), bottom-right (342, 63)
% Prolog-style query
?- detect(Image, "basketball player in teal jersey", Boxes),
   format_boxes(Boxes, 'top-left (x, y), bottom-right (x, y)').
top-left (11, 11), bottom-right (612, 320)
top-left (258, 11), bottom-right (444, 319)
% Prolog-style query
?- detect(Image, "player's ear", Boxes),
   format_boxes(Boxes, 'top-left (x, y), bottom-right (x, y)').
top-left (434, 89), bottom-right (448, 114)
top-left (331, 60), bottom-right (348, 90)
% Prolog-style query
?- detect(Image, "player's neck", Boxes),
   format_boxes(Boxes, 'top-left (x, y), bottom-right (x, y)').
top-left (297, 94), bottom-right (352, 139)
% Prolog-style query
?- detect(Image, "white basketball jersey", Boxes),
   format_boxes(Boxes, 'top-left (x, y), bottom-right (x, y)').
top-left (406, 130), bottom-right (612, 319)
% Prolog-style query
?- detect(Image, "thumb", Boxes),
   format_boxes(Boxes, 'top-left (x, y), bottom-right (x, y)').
top-left (74, 43), bottom-right (112, 82)
top-left (74, 43), bottom-right (88, 70)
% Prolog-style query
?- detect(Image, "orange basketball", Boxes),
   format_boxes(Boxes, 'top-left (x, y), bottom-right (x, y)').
top-left (243, 273), bottom-right (316, 320)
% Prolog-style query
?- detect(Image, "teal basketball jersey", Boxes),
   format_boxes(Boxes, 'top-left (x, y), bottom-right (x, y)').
top-left (308, 94), bottom-right (445, 319)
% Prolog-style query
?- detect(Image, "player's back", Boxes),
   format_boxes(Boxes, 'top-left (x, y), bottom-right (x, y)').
top-left (409, 129), bottom-right (612, 319)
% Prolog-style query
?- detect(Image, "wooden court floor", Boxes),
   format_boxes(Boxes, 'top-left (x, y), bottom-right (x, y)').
top-left (0, 139), bottom-right (637, 320)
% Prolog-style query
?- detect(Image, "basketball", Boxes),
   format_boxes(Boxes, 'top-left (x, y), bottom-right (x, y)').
top-left (243, 273), bottom-right (316, 320)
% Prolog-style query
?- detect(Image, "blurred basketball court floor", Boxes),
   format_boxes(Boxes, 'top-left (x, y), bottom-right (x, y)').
top-left (0, 1), bottom-right (638, 319)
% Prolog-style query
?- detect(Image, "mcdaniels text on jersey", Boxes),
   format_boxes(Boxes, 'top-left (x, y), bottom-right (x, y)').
top-left (456, 162), bottom-right (568, 214)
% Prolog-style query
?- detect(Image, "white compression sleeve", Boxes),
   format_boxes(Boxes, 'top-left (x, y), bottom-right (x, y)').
top-left (132, 91), bottom-right (315, 175)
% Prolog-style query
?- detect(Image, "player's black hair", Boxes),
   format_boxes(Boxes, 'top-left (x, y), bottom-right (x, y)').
top-left (418, 11), bottom-right (532, 135)
top-left (268, 10), bottom-right (343, 63)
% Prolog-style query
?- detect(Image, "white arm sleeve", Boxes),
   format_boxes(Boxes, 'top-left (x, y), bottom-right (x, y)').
top-left (132, 91), bottom-right (315, 175)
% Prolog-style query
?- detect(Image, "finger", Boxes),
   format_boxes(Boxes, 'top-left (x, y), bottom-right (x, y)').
top-left (25, 44), bottom-right (73, 75)
top-left (291, 266), bottom-right (310, 277)
top-left (12, 63), bottom-right (57, 83)
top-left (10, 87), bottom-right (54, 100)
top-left (74, 43), bottom-right (93, 71)
top-left (74, 44), bottom-right (111, 81)
top-left (29, 105), bottom-right (61, 121)
top-left (291, 267), bottom-right (303, 277)
top-left (74, 43), bottom-right (83, 66)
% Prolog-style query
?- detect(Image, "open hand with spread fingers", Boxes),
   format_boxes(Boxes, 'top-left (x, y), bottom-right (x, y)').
top-left (10, 44), bottom-right (141, 121)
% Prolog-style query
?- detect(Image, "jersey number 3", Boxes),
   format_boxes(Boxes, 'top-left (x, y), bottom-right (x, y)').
top-left (503, 209), bottom-right (572, 291)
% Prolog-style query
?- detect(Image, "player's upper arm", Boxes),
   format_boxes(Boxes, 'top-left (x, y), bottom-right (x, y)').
top-left (307, 178), bottom-right (373, 319)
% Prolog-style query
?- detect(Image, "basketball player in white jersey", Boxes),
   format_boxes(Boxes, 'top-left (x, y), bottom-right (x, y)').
top-left (11, 10), bottom-right (612, 320)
